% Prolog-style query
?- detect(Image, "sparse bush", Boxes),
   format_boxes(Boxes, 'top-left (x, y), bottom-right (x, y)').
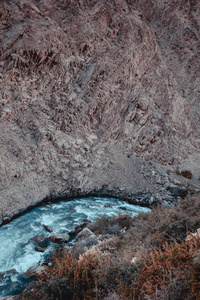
top-left (22, 276), bottom-right (73, 300)
top-left (181, 170), bottom-right (192, 179)
top-left (87, 214), bottom-right (134, 235)
top-left (175, 169), bottom-right (192, 179)
top-left (135, 236), bottom-right (200, 299)
top-left (22, 251), bottom-right (109, 300)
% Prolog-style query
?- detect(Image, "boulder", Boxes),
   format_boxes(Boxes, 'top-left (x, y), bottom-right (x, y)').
top-left (32, 235), bottom-right (50, 248)
top-left (43, 224), bottom-right (53, 233)
top-left (35, 246), bottom-right (45, 253)
top-left (50, 233), bottom-right (70, 244)
top-left (168, 184), bottom-right (188, 198)
top-left (119, 206), bottom-right (127, 211)
top-left (5, 269), bottom-right (18, 275)
top-left (83, 218), bottom-right (91, 223)
top-left (75, 227), bottom-right (83, 234)
top-left (186, 228), bottom-right (200, 241)
top-left (76, 227), bottom-right (96, 241)
top-left (131, 257), bottom-right (139, 264)
top-left (24, 265), bottom-right (46, 279)
top-left (73, 236), bottom-right (98, 254)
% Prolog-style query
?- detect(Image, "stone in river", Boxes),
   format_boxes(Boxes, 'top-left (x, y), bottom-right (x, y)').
top-left (32, 235), bottom-right (50, 248)
top-left (35, 246), bottom-right (45, 253)
top-left (50, 233), bottom-right (70, 244)
top-left (119, 206), bottom-right (127, 210)
top-left (5, 269), bottom-right (18, 275)
top-left (42, 224), bottom-right (53, 233)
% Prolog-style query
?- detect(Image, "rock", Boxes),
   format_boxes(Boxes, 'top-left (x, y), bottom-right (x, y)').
top-left (76, 227), bottom-right (96, 241)
top-left (32, 234), bottom-right (45, 243)
top-left (35, 246), bottom-right (45, 253)
top-left (5, 269), bottom-right (18, 275)
top-left (75, 227), bottom-right (83, 234)
top-left (168, 184), bottom-right (188, 198)
top-left (68, 230), bottom-right (76, 236)
top-left (119, 206), bottom-right (127, 211)
top-left (137, 97), bottom-right (149, 111)
top-left (163, 182), bottom-right (170, 190)
top-left (0, 272), bottom-right (3, 280)
top-left (73, 236), bottom-right (98, 253)
top-left (149, 196), bottom-right (154, 205)
top-left (186, 228), bottom-right (200, 241)
top-left (24, 265), bottom-right (46, 279)
top-left (42, 224), bottom-right (53, 233)
top-left (50, 233), bottom-right (70, 244)
top-left (32, 235), bottom-right (50, 248)
top-left (131, 257), bottom-right (138, 264)
top-left (83, 218), bottom-right (91, 223)
top-left (0, 0), bottom-right (200, 220)
top-left (0, 296), bottom-right (21, 300)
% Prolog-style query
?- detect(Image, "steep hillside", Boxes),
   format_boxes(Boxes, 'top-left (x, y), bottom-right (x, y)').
top-left (0, 0), bottom-right (199, 218)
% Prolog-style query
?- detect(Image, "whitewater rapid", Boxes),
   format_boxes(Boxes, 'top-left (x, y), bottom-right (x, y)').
top-left (0, 196), bottom-right (150, 296)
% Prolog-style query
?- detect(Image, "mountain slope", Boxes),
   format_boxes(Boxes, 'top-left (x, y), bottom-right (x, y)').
top-left (0, 0), bottom-right (199, 217)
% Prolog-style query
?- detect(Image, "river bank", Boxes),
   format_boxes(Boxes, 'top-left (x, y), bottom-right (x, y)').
top-left (1, 178), bottom-right (196, 228)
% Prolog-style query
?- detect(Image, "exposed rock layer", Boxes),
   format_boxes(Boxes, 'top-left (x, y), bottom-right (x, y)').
top-left (0, 0), bottom-right (200, 217)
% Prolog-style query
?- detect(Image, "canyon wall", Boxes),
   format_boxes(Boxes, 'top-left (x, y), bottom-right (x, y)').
top-left (0, 0), bottom-right (200, 217)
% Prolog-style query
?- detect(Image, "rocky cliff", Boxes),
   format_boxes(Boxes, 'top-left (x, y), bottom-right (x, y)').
top-left (0, 0), bottom-right (200, 219)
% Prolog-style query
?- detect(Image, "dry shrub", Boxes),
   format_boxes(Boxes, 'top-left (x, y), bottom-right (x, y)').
top-left (39, 252), bottom-right (104, 299)
top-left (122, 194), bottom-right (200, 253)
top-left (87, 214), bottom-right (134, 235)
top-left (181, 170), bottom-right (192, 179)
top-left (22, 276), bottom-right (73, 300)
top-left (134, 236), bottom-right (200, 299)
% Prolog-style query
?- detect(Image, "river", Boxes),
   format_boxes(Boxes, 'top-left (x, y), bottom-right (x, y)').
top-left (0, 196), bottom-right (150, 297)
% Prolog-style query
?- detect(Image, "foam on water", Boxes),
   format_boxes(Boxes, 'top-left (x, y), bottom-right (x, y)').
top-left (0, 196), bottom-right (150, 296)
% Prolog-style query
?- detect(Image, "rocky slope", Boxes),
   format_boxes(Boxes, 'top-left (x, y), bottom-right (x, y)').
top-left (0, 0), bottom-right (200, 219)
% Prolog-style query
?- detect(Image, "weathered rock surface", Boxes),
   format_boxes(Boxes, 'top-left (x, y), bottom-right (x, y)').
top-left (0, 0), bottom-right (200, 217)
top-left (23, 265), bottom-right (46, 279)
top-left (32, 234), bottom-right (50, 248)
top-left (34, 246), bottom-right (45, 253)
top-left (50, 233), bottom-right (70, 244)
top-left (76, 227), bottom-right (96, 241)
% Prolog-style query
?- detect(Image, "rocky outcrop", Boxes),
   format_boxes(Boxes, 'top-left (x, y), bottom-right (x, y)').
top-left (23, 265), bottom-right (46, 279)
top-left (76, 227), bottom-right (96, 241)
top-left (50, 233), bottom-right (70, 244)
top-left (0, 0), bottom-right (200, 217)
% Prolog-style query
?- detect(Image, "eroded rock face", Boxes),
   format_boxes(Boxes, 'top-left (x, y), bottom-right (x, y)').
top-left (0, 0), bottom-right (199, 216)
